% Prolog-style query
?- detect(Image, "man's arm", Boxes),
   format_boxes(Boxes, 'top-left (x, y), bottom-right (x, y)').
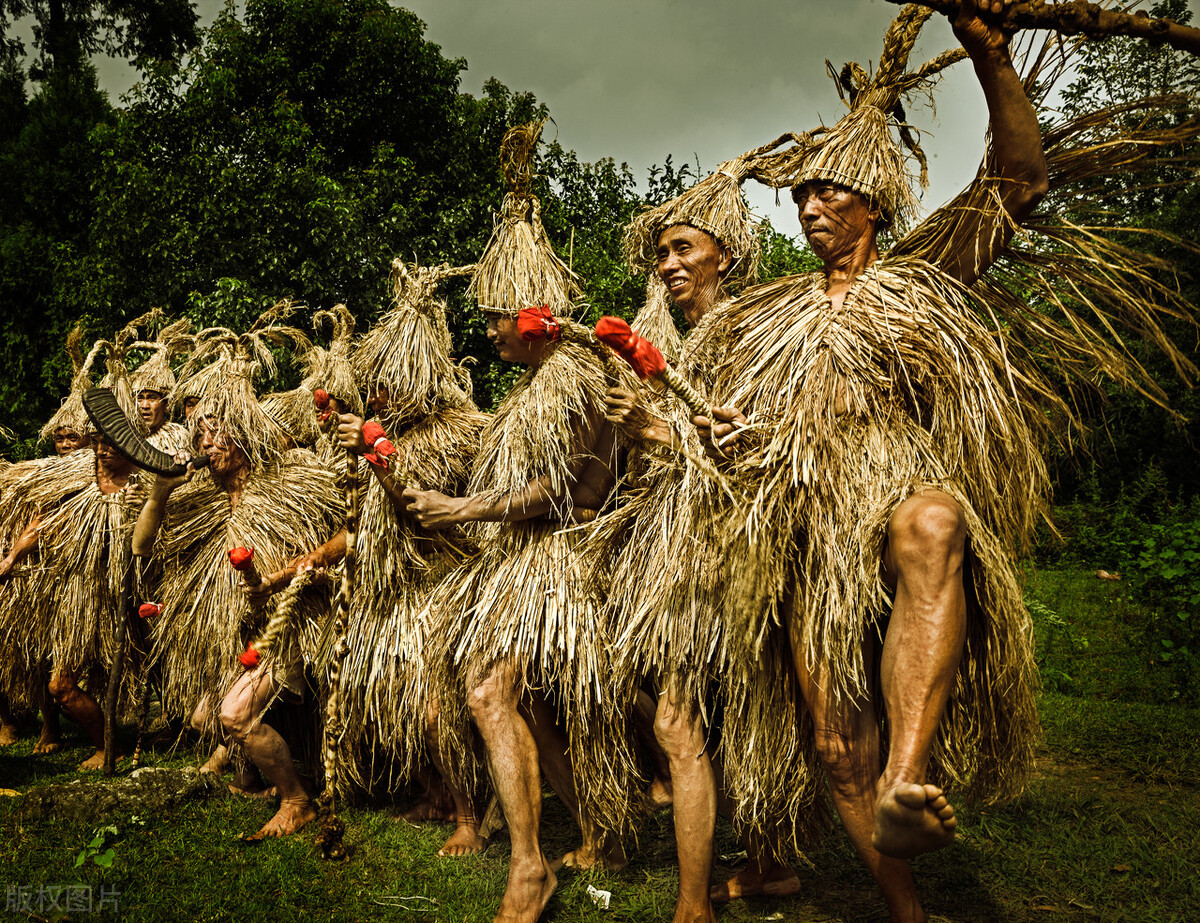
top-left (245, 530), bottom-right (348, 607)
top-left (403, 406), bottom-right (612, 529)
top-left (941, 0), bottom-right (1049, 287)
top-left (0, 517), bottom-right (42, 579)
top-left (131, 469), bottom-right (189, 556)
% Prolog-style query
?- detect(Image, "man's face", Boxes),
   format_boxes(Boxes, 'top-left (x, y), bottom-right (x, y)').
top-left (655, 225), bottom-right (731, 320)
top-left (53, 428), bottom-right (89, 456)
top-left (793, 181), bottom-right (878, 264)
top-left (486, 314), bottom-right (548, 366)
top-left (183, 396), bottom-right (200, 420)
top-left (197, 417), bottom-right (249, 478)
top-left (367, 384), bottom-right (391, 416)
top-left (137, 389), bottom-right (168, 432)
top-left (93, 435), bottom-right (133, 476)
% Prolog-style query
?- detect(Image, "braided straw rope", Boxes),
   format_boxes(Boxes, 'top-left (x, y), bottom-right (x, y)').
top-left (315, 445), bottom-right (358, 860)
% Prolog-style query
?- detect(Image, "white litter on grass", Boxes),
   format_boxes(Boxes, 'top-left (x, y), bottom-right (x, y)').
top-left (374, 894), bottom-right (438, 911)
top-left (763, 914), bottom-right (785, 921)
top-left (586, 884), bottom-right (612, 910)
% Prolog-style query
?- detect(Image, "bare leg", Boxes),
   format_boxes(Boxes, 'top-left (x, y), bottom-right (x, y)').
top-left (0, 693), bottom-right (17, 746)
top-left (708, 756), bottom-right (798, 903)
top-left (655, 689), bottom-right (717, 923)
top-left (874, 491), bottom-right (965, 859)
top-left (424, 697), bottom-right (487, 857)
top-left (48, 671), bottom-right (114, 771)
top-left (634, 687), bottom-right (672, 807)
top-left (34, 697), bottom-right (62, 754)
top-left (402, 763), bottom-right (456, 823)
top-left (521, 693), bottom-right (625, 872)
top-left (788, 602), bottom-right (925, 923)
top-left (220, 669), bottom-right (315, 839)
top-left (468, 662), bottom-right (556, 923)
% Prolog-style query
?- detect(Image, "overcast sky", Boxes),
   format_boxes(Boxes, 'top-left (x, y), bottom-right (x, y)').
top-left (86, 0), bottom-right (1200, 234)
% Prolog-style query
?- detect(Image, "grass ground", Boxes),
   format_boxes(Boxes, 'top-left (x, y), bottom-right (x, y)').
top-left (2, 567), bottom-right (1198, 922)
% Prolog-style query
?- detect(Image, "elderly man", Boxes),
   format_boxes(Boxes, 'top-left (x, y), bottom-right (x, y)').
top-left (697, 2), bottom-right (1048, 920)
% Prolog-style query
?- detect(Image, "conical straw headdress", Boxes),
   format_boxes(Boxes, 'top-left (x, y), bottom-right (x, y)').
top-left (186, 301), bottom-right (311, 467)
top-left (624, 149), bottom-right (765, 288)
top-left (129, 316), bottom-right (193, 397)
top-left (354, 259), bottom-right (476, 422)
top-left (468, 120), bottom-right (583, 316)
top-left (757, 4), bottom-right (967, 231)
top-left (40, 325), bottom-right (101, 441)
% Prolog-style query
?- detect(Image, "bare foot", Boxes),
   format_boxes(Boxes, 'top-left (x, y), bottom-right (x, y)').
top-left (401, 797), bottom-right (456, 824)
top-left (0, 724), bottom-right (19, 746)
top-left (438, 823), bottom-right (488, 857)
top-left (200, 744), bottom-right (230, 776)
top-left (78, 750), bottom-right (120, 771)
top-left (494, 854), bottom-right (556, 923)
top-left (552, 837), bottom-right (628, 873)
top-left (242, 798), bottom-right (318, 841)
top-left (873, 782), bottom-right (957, 859)
top-left (710, 862), bottom-right (801, 903)
top-left (229, 782), bottom-right (278, 800)
top-left (33, 723), bottom-right (62, 754)
top-left (647, 775), bottom-right (673, 808)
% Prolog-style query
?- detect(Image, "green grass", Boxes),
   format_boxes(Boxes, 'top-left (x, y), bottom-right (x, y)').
top-left (2, 567), bottom-right (1199, 922)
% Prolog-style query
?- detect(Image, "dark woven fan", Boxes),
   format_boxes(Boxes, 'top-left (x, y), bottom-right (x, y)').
top-left (83, 387), bottom-right (207, 476)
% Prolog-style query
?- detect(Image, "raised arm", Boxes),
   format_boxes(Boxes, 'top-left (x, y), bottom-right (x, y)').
top-left (942, 0), bottom-right (1048, 286)
top-left (0, 517), bottom-right (42, 579)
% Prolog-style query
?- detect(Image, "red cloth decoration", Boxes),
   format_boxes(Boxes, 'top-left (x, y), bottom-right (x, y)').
top-left (594, 316), bottom-right (666, 379)
top-left (138, 602), bottom-right (161, 619)
top-left (313, 388), bottom-right (330, 410)
top-left (239, 644), bottom-right (260, 669)
top-left (228, 547), bottom-right (255, 571)
top-left (362, 421), bottom-right (397, 468)
top-left (517, 304), bottom-right (561, 342)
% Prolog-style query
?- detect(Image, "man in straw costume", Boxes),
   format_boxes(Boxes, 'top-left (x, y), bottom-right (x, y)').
top-left (134, 306), bottom-right (343, 839)
top-left (698, 1), bottom-right (1200, 920)
top-left (0, 324), bottom-right (97, 751)
top-left (1, 336), bottom-right (146, 771)
top-left (403, 120), bottom-right (635, 922)
top-left (285, 269), bottom-right (491, 856)
top-left (128, 313), bottom-right (193, 457)
top-left (598, 156), bottom-right (826, 923)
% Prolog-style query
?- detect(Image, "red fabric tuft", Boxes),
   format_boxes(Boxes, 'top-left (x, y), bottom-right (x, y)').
top-left (362, 421), bottom-right (386, 446)
top-left (517, 304), bottom-right (561, 342)
top-left (594, 316), bottom-right (666, 378)
top-left (138, 602), bottom-right (161, 619)
top-left (313, 388), bottom-right (330, 410)
top-left (228, 547), bottom-right (255, 571)
top-left (238, 644), bottom-right (260, 669)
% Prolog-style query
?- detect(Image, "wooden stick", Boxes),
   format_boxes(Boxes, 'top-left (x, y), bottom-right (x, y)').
top-left (886, 0), bottom-right (1200, 56)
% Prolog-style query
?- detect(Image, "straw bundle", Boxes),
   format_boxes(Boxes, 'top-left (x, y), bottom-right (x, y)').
top-left (630, 274), bottom-right (684, 365)
top-left (353, 260), bottom-right (476, 421)
top-left (40, 329), bottom-right (107, 443)
top-left (468, 121), bottom-right (583, 316)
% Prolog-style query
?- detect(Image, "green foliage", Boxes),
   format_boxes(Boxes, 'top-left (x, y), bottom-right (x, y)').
top-left (75, 824), bottom-right (118, 869)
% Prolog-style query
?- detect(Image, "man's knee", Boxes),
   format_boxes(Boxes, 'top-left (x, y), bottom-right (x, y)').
top-left (218, 688), bottom-right (254, 742)
top-left (888, 495), bottom-right (966, 568)
top-left (652, 695), bottom-right (703, 758)
top-left (811, 723), bottom-right (873, 795)
top-left (47, 672), bottom-right (77, 702)
top-left (466, 670), bottom-right (517, 724)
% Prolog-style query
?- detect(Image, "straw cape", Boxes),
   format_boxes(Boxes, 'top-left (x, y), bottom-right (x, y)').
top-left (711, 12), bottom-right (1200, 806)
top-left (328, 261), bottom-right (488, 789)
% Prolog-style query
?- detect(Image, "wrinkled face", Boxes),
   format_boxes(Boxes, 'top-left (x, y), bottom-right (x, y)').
top-left (196, 417), bottom-right (249, 478)
top-left (53, 428), bottom-right (89, 456)
top-left (655, 224), bottom-right (731, 320)
top-left (792, 181), bottom-right (879, 263)
top-left (486, 314), bottom-right (548, 366)
top-left (137, 389), bottom-right (168, 432)
top-left (367, 384), bottom-right (391, 416)
top-left (182, 396), bottom-right (200, 420)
